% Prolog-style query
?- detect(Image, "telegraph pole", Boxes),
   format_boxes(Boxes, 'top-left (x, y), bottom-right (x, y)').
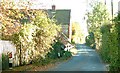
top-left (111, 0), bottom-right (113, 20)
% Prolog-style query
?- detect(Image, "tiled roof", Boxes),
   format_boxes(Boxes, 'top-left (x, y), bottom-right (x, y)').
top-left (46, 9), bottom-right (71, 25)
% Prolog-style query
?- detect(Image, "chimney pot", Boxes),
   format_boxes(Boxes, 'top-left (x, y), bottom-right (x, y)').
top-left (52, 5), bottom-right (56, 10)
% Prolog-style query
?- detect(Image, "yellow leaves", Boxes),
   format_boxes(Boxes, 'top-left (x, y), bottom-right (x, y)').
top-left (0, 0), bottom-right (61, 63)
top-left (0, 3), bottom-right (31, 37)
top-left (32, 10), bottom-right (61, 57)
top-left (0, 13), bottom-right (3, 20)
top-left (0, 1), bottom-right (15, 9)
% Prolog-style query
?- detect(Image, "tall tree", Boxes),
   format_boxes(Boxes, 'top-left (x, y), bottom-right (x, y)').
top-left (86, 1), bottom-right (110, 49)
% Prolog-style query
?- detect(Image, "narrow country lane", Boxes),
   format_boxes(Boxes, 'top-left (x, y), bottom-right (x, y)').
top-left (48, 44), bottom-right (107, 71)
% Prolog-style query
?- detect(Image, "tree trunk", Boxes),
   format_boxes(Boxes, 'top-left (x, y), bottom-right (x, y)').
top-left (19, 42), bottom-right (22, 66)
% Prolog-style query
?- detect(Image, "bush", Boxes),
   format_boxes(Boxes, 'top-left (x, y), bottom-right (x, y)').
top-left (100, 25), bottom-right (111, 63)
top-left (108, 13), bottom-right (120, 71)
top-left (32, 41), bottom-right (72, 66)
top-left (63, 51), bottom-right (72, 59)
top-left (33, 57), bottom-right (51, 66)
top-left (85, 32), bottom-right (96, 49)
top-left (46, 41), bottom-right (72, 59)
top-left (46, 41), bottom-right (65, 59)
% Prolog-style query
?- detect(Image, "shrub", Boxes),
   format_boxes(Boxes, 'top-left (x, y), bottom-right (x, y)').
top-left (63, 51), bottom-right (72, 59)
top-left (99, 14), bottom-right (120, 71)
top-left (46, 41), bottom-right (72, 59)
top-left (100, 24), bottom-right (111, 63)
top-left (32, 41), bottom-right (72, 66)
top-left (85, 32), bottom-right (96, 49)
top-left (33, 57), bottom-right (51, 66)
top-left (47, 41), bottom-right (65, 59)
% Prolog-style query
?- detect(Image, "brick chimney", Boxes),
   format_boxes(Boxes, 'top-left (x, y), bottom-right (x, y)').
top-left (52, 5), bottom-right (56, 10)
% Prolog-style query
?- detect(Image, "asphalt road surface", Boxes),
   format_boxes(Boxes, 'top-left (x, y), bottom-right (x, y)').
top-left (48, 44), bottom-right (107, 71)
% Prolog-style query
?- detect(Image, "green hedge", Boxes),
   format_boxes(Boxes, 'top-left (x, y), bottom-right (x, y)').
top-left (100, 25), bottom-right (111, 63)
top-left (99, 13), bottom-right (120, 71)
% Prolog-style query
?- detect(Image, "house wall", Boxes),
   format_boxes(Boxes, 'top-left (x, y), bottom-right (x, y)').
top-left (0, 40), bottom-right (33, 67)
top-left (0, 40), bottom-right (38, 67)
top-left (0, 40), bottom-right (18, 67)
top-left (61, 25), bottom-right (69, 37)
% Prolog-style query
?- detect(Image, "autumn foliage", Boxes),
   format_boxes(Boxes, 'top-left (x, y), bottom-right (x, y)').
top-left (0, 1), bottom-right (61, 66)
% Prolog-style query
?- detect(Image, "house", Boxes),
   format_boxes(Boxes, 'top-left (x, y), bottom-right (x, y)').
top-left (47, 9), bottom-right (71, 37)
top-left (46, 5), bottom-right (72, 45)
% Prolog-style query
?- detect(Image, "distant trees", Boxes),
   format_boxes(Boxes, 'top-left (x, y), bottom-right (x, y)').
top-left (71, 22), bottom-right (83, 44)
